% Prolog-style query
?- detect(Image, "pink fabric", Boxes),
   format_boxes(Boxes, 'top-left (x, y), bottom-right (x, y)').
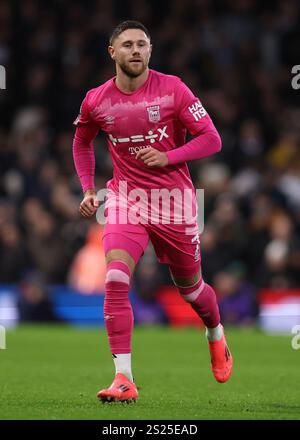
top-left (106, 260), bottom-right (131, 277)
top-left (104, 261), bottom-right (133, 354)
top-left (72, 69), bottom-right (221, 197)
top-left (103, 231), bottom-right (147, 265)
top-left (106, 269), bottom-right (130, 285)
top-left (178, 280), bottom-right (220, 328)
top-left (180, 279), bottom-right (205, 302)
top-left (166, 130), bottom-right (221, 165)
top-left (72, 121), bottom-right (99, 192)
top-left (169, 260), bottom-right (201, 278)
top-left (103, 221), bottom-right (201, 268)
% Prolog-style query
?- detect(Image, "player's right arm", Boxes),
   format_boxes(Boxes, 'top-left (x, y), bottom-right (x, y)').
top-left (72, 93), bottom-right (100, 218)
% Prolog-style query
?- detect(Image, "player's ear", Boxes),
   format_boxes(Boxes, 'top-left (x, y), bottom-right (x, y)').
top-left (149, 43), bottom-right (153, 57)
top-left (108, 46), bottom-right (115, 60)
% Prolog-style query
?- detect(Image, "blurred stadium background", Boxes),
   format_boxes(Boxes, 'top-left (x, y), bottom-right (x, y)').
top-left (0, 0), bottom-right (300, 335)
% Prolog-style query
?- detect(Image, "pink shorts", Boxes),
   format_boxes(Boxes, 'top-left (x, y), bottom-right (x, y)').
top-left (102, 218), bottom-right (201, 277)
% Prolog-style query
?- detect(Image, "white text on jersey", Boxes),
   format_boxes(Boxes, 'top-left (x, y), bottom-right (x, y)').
top-left (108, 125), bottom-right (169, 147)
top-left (188, 100), bottom-right (207, 122)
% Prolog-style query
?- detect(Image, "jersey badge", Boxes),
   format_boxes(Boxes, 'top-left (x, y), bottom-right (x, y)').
top-left (147, 105), bottom-right (161, 123)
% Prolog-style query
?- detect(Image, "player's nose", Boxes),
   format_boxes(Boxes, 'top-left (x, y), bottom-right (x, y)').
top-left (132, 46), bottom-right (141, 55)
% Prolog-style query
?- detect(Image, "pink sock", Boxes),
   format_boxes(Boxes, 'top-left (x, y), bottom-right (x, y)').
top-left (104, 261), bottom-right (133, 354)
top-left (178, 279), bottom-right (220, 328)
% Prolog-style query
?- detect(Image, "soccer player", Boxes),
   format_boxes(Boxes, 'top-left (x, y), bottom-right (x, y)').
top-left (73, 20), bottom-right (233, 403)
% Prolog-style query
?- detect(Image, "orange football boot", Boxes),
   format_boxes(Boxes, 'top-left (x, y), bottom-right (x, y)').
top-left (97, 373), bottom-right (138, 403)
top-left (208, 327), bottom-right (233, 383)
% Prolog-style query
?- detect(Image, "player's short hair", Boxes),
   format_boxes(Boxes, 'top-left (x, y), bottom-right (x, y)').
top-left (109, 20), bottom-right (150, 45)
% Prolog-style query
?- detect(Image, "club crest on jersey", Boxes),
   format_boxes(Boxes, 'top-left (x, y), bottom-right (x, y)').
top-left (147, 105), bottom-right (160, 123)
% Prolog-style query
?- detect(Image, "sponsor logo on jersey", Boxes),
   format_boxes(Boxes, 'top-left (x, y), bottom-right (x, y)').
top-left (188, 100), bottom-right (207, 122)
top-left (128, 145), bottom-right (151, 155)
top-left (108, 125), bottom-right (169, 147)
top-left (147, 105), bottom-right (161, 123)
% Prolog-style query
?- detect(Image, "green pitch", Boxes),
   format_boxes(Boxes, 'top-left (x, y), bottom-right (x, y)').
top-left (0, 325), bottom-right (299, 420)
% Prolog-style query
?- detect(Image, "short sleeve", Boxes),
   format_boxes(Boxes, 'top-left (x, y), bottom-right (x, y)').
top-left (73, 93), bottom-right (93, 127)
top-left (175, 80), bottom-right (211, 136)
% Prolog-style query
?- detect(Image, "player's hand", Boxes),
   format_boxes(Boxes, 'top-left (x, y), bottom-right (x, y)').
top-left (79, 189), bottom-right (99, 218)
top-left (136, 147), bottom-right (168, 167)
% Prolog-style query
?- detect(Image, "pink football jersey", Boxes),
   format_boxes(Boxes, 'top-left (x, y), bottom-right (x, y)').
top-left (73, 69), bottom-right (222, 227)
top-left (73, 69), bottom-right (216, 193)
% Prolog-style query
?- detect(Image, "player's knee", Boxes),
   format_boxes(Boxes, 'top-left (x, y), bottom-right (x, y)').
top-left (178, 278), bottom-right (205, 304)
top-left (170, 268), bottom-right (206, 304)
top-left (170, 269), bottom-right (202, 288)
top-left (179, 278), bottom-right (206, 303)
top-left (105, 249), bottom-right (135, 274)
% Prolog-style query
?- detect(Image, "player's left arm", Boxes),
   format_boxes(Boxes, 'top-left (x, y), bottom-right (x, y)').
top-left (166, 80), bottom-right (221, 166)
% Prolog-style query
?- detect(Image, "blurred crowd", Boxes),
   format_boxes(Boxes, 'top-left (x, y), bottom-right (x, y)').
top-left (0, 0), bottom-right (300, 324)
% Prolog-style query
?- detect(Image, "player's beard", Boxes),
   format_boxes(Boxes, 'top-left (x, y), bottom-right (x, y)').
top-left (119, 59), bottom-right (147, 78)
